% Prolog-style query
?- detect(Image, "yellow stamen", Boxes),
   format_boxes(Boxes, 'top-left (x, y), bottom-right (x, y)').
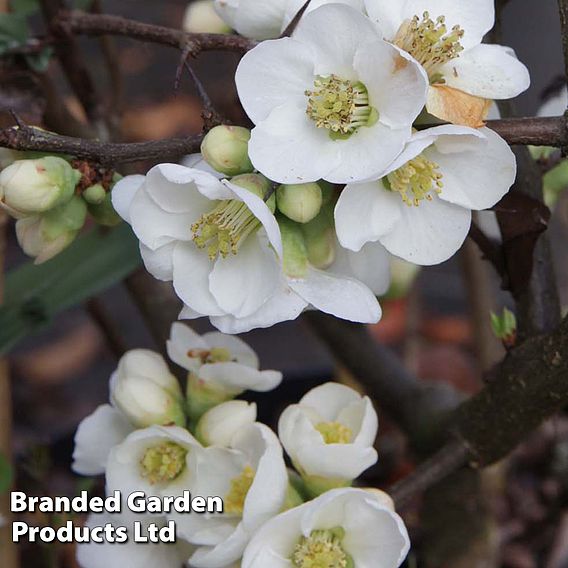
top-left (292, 528), bottom-right (353, 568)
top-left (306, 75), bottom-right (378, 138)
top-left (224, 465), bottom-right (255, 514)
top-left (140, 442), bottom-right (187, 485)
top-left (394, 12), bottom-right (464, 77)
top-left (386, 155), bottom-right (444, 207)
top-left (315, 422), bottom-right (353, 444)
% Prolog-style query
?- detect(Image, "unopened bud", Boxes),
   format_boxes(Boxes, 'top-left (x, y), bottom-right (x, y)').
top-left (231, 173), bottom-right (275, 211)
top-left (277, 182), bottom-right (322, 224)
top-left (183, 0), bottom-right (231, 33)
top-left (15, 195), bottom-right (87, 264)
top-left (88, 193), bottom-right (122, 227)
top-left (302, 211), bottom-right (335, 269)
top-left (83, 184), bottom-right (107, 205)
top-left (111, 349), bottom-right (186, 428)
top-left (201, 125), bottom-right (254, 176)
top-left (196, 400), bottom-right (257, 447)
top-left (279, 216), bottom-right (309, 279)
top-left (0, 157), bottom-right (80, 216)
top-left (490, 307), bottom-right (517, 349)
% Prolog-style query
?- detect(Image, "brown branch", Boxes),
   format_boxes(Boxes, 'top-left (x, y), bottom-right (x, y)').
top-left (54, 9), bottom-right (255, 55)
top-left (559, 0), bottom-right (568, 90)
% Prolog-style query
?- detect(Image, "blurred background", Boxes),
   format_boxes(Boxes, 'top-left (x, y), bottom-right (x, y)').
top-left (1, 0), bottom-right (568, 567)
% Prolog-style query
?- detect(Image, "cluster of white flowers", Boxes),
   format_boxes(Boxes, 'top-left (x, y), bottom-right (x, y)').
top-left (74, 323), bottom-right (408, 568)
top-left (111, 0), bottom-right (529, 334)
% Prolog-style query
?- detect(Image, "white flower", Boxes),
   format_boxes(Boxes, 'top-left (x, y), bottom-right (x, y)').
top-left (172, 423), bottom-right (288, 568)
top-left (278, 382), bottom-right (378, 492)
top-left (214, 0), bottom-right (364, 40)
top-left (112, 164), bottom-right (284, 328)
top-left (538, 86), bottom-right (568, 118)
top-left (235, 4), bottom-right (428, 184)
top-left (105, 425), bottom-right (201, 502)
top-left (77, 513), bottom-right (190, 568)
top-left (110, 349), bottom-right (185, 429)
top-left (335, 125), bottom-right (516, 265)
top-left (196, 400), bottom-right (258, 447)
top-left (167, 323), bottom-right (282, 416)
top-left (364, 0), bottom-right (530, 126)
top-left (72, 404), bottom-right (134, 476)
top-left (184, 0), bottom-right (231, 34)
top-left (241, 487), bottom-right (410, 568)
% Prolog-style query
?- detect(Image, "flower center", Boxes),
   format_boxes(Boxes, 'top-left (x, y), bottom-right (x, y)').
top-left (192, 200), bottom-right (261, 260)
top-left (394, 12), bottom-right (464, 77)
top-left (305, 75), bottom-right (378, 139)
top-left (385, 155), bottom-right (444, 206)
top-left (315, 421), bottom-right (353, 444)
top-left (224, 465), bottom-right (255, 514)
top-left (140, 442), bottom-right (187, 484)
top-left (292, 528), bottom-right (353, 568)
top-left (187, 347), bottom-right (233, 364)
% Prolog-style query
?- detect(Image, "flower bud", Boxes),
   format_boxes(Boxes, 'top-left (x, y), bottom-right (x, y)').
top-left (279, 216), bottom-right (309, 279)
top-left (83, 184), bottom-right (107, 205)
top-left (277, 183), bottom-right (322, 224)
top-left (15, 195), bottom-right (87, 264)
top-left (111, 349), bottom-right (186, 428)
top-left (196, 400), bottom-right (257, 447)
top-left (88, 193), bottom-right (122, 227)
top-left (230, 173), bottom-right (275, 211)
top-left (201, 125), bottom-right (254, 176)
top-left (302, 211), bottom-right (336, 269)
top-left (183, 0), bottom-right (231, 33)
top-left (0, 157), bottom-right (80, 216)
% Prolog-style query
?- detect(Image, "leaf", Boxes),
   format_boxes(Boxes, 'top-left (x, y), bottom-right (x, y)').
top-left (0, 224), bottom-right (142, 355)
top-left (10, 0), bottom-right (40, 16)
top-left (0, 452), bottom-right (13, 493)
top-left (0, 13), bottom-right (29, 46)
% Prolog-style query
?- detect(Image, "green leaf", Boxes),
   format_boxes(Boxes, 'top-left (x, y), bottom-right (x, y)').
top-left (25, 47), bottom-right (54, 73)
top-left (10, 0), bottom-right (40, 16)
top-left (0, 13), bottom-right (28, 45)
top-left (0, 452), bottom-right (13, 493)
top-left (0, 224), bottom-right (141, 355)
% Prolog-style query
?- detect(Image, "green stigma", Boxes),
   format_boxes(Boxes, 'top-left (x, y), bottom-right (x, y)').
top-left (394, 11), bottom-right (465, 77)
top-left (224, 465), bottom-right (255, 515)
top-left (315, 421), bottom-right (353, 444)
top-left (306, 75), bottom-right (378, 139)
top-left (385, 155), bottom-right (444, 206)
top-left (292, 528), bottom-right (354, 568)
top-left (140, 442), bottom-right (187, 485)
top-left (192, 200), bottom-right (261, 260)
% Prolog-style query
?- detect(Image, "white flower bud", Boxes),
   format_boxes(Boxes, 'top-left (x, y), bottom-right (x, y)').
top-left (183, 0), bottom-right (231, 33)
top-left (0, 157), bottom-right (80, 216)
top-left (231, 173), bottom-right (275, 210)
top-left (15, 195), bottom-right (87, 264)
top-left (277, 183), bottom-right (323, 224)
top-left (196, 400), bottom-right (257, 447)
top-left (201, 125), bottom-right (254, 176)
top-left (110, 350), bottom-right (186, 428)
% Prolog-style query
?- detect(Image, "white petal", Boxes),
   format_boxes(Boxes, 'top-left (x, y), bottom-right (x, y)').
top-left (289, 267), bottom-right (382, 323)
top-left (538, 88), bottom-right (568, 117)
top-left (181, 153), bottom-right (225, 179)
top-left (201, 332), bottom-right (259, 368)
top-left (431, 126), bottom-right (516, 210)
top-left (236, 37), bottom-right (316, 124)
top-left (366, 0), bottom-right (495, 50)
top-left (210, 282), bottom-right (307, 333)
top-left (301, 382), bottom-right (362, 419)
top-left (145, 164), bottom-right (221, 214)
top-left (440, 44), bottom-right (531, 100)
top-left (224, 179), bottom-right (283, 258)
top-left (179, 304), bottom-right (202, 320)
top-left (380, 192), bottom-right (472, 265)
top-left (189, 524), bottom-right (249, 568)
top-left (327, 123), bottom-right (411, 184)
top-left (233, 0), bottom-right (287, 40)
top-left (248, 102), bottom-right (338, 184)
top-left (111, 175), bottom-right (145, 223)
top-left (139, 242), bottom-right (175, 281)
top-left (283, 0), bottom-right (365, 31)
top-left (209, 236), bottom-right (280, 318)
top-left (172, 242), bottom-right (225, 316)
top-left (293, 4), bottom-right (379, 79)
top-left (354, 40), bottom-right (428, 129)
top-left (166, 322), bottom-right (208, 372)
top-left (335, 182), bottom-right (401, 252)
top-left (200, 362), bottom-right (282, 392)
top-left (129, 186), bottom-right (193, 250)
top-left (72, 405), bottom-right (133, 476)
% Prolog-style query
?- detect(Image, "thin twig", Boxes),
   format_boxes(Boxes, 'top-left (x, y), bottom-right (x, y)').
top-left (280, 0), bottom-right (311, 37)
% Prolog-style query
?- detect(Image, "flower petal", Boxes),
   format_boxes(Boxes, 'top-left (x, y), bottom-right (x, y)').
top-left (72, 404), bottom-right (134, 476)
top-left (200, 363), bottom-right (282, 392)
top-left (426, 85), bottom-right (492, 128)
top-left (431, 126), bottom-right (516, 210)
top-left (139, 242), bottom-right (175, 281)
top-left (236, 37), bottom-right (315, 124)
top-left (380, 193), bottom-right (472, 265)
top-left (111, 175), bottom-right (145, 223)
top-left (288, 267), bottom-right (382, 323)
top-left (201, 332), bottom-right (259, 368)
top-left (167, 322), bottom-right (209, 372)
top-left (440, 44), bottom-right (531, 100)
